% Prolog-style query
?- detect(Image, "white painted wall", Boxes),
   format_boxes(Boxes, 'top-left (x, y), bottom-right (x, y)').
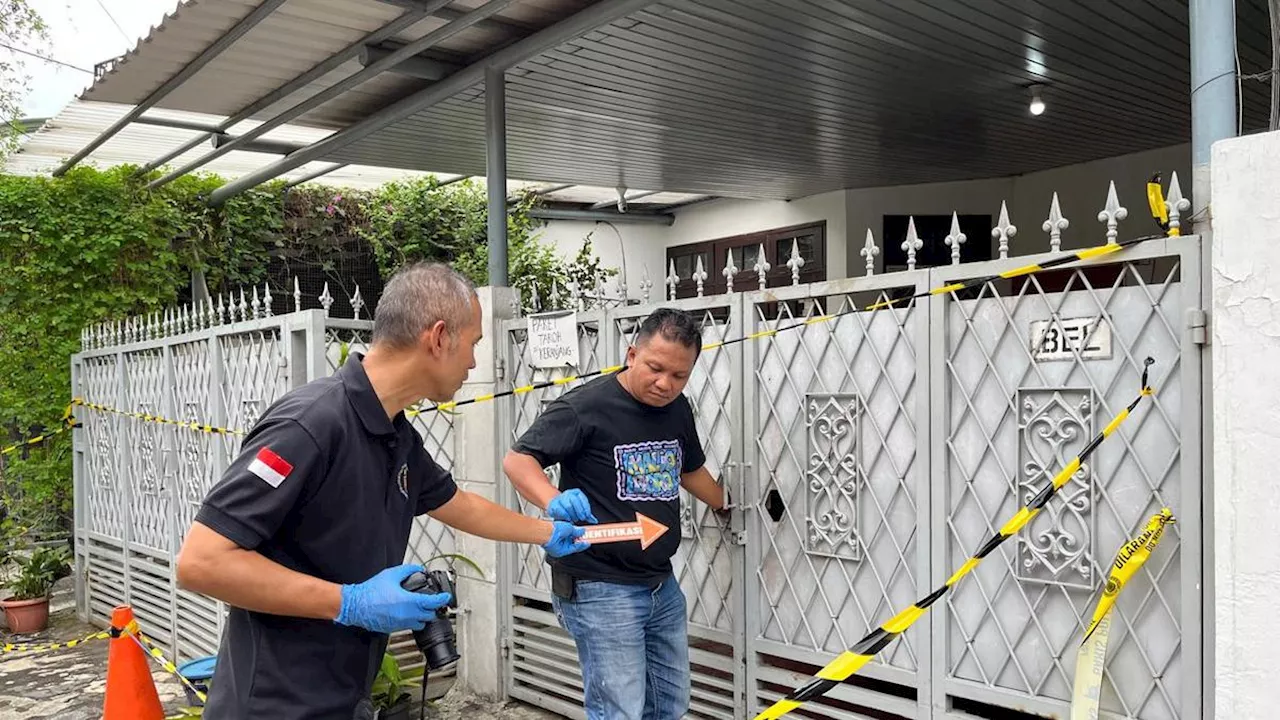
top-left (534, 144), bottom-right (1191, 295)
top-left (1210, 128), bottom-right (1280, 720)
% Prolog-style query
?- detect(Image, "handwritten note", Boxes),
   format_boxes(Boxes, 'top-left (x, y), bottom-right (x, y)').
top-left (527, 311), bottom-right (579, 369)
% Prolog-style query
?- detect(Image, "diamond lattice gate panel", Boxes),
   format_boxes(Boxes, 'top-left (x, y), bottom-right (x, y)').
top-left (501, 299), bottom-right (746, 719)
top-left (744, 275), bottom-right (933, 719)
top-left (612, 298), bottom-right (743, 719)
top-left (70, 307), bottom-right (456, 671)
top-left (934, 237), bottom-right (1203, 720)
top-left (501, 309), bottom-right (609, 719)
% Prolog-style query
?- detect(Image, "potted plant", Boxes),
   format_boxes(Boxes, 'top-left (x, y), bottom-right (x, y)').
top-left (1, 544), bottom-right (71, 634)
top-left (370, 651), bottom-right (415, 720)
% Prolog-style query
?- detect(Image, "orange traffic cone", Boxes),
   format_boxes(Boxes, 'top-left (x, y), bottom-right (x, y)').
top-left (102, 605), bottom-right (165, 720)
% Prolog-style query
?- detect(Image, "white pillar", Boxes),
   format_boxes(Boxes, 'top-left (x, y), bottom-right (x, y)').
top-left (1211, 129), bottom-right (1280, 718)
top-left (451, 285), bottom-right (518, 698)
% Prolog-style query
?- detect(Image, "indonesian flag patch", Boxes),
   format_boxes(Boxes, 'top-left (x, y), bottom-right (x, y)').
top-left (248, 447), bottom-right (294, 488)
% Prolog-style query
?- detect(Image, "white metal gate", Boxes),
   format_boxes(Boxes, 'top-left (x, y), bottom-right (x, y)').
top-left (499, 234), bottom-right (1205, 720)
top-left (71, 300), bottom-right (458, 678)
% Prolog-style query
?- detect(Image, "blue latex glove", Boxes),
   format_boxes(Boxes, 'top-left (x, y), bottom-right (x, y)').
top-left (543, 521), bottom-right (591, 558)
top-left (546, 489), bottom-right (598, 524)
top-left (334, 564), bottom-right (452, 634)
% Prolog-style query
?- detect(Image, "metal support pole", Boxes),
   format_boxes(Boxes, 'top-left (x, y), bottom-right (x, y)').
top-left (1189, 0), bottom-right (1238, 230)
top-left (486, 67), bottom-right (509, 287)
top-left (53, 0), bottom-right (289, 176)
top-left (207, 0), bottom-right (657, 206)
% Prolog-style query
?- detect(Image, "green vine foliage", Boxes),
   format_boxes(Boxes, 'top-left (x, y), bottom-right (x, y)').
top-left (0, 165), bottom-right (614, 530)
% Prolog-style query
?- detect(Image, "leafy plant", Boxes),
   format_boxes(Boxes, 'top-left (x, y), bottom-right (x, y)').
top-left (8, 544), bottom-right (70, 600)
top-left (0, 517), bottom-right (30, 586)
top-left (0, 166), bottom-right (617, 537)
top-left (370, 652), bottom-right (414, 710)
top-left (1, 0), bottom-right (49, 159)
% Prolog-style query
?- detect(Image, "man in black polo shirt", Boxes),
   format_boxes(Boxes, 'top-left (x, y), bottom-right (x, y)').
top-left (502, 308), bottom-right (728, 720)
top-left (175, 263), bottom-right (589, 720)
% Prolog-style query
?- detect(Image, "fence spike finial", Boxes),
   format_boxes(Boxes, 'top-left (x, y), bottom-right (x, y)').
top-left (206, 298), bottom-right (216, 328)
top-left (263, 282), bottom-right (274, 317)
top-left (216, 294), bottom-right (226, 325)
top-left (594, 270), bottom-right (605, 309)
top-left (903, 217), bottom-right (923, 271)
top-left (945, 212), bottom-right (967, 265)
top-left (319, 282), bottom-right (334, 315)
top-left (667, 260), bottom-right (679, 301)
top-left (239, 288), bottom-right (248, 322)
top-left (351, 285), bottom-right (365, 320)
top-left (251, 286), bottom-right (262, 320)
top-left (1098, 180), bottom-right (1128, 245)
top-left (787, 239), bottom-right (805, 285)
top-left (993, 201), bottom-right (1017, 259)
top-left (183, 305), bottom-right (192, 334)
top-left (529, 282), bottom-right (541, 313)
top-left (861, 229), bottom-right (879, 276)
top-left (550, 279), bottom-right (560, 310)
top-left (722, 251), bottom-right (738, 294)
top-left (693, 255), bottom-right (708, 297)
top-left (1043, 192), bottom-right (1069, 252)
top-left (615, 270), bottom-right (627, 301)
top-left (1166, 171), bottom-right (1191, 236)
top-left (640, 265), bottom-right (652, 303)
top-left (293, 277), bottom-right (302, 314)
top-left (754, 243), bottom-right (770, 290)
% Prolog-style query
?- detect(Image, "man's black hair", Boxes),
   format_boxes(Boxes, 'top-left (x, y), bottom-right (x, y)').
top-left (634, 308), bottom-right (702, 359)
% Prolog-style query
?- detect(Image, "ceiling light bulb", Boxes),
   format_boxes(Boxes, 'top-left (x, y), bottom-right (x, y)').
top-left (1029, 86), bottom-right (1045, 116)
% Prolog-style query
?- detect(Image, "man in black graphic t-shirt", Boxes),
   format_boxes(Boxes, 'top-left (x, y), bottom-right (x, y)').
top-left (503, 308), bottom-right (727, 720)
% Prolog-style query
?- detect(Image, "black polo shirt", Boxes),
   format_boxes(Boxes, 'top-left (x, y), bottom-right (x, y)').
top-left (194, 354), bottom-right (458, 720)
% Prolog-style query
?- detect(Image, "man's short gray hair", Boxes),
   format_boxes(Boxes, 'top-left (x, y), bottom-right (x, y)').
top-left (372, 262), bottom-right (476, 349)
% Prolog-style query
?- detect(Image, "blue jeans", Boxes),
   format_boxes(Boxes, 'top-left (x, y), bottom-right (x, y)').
top-left (551, 574), bottom-right (690, 720)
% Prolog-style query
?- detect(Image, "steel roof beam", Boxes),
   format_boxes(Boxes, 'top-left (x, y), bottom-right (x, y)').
top-left (149, 0), bottom-right (499, 189)
top-left (53, 0), bottom-right (290, 176)
top-left (208, 0), bottom-right (657, 207)
top-left (359, 43), bottom-right (460, 80)
top-left (284, 163), bottom-right (350, 189)
top-left (588, 189), bottom-right (660, 210)
top-left (136, 5), bottom-right (440, 177)
top-left (211, 133), bottom-right (305, 156)
top-left (527, 208), bottom-right (674, 225)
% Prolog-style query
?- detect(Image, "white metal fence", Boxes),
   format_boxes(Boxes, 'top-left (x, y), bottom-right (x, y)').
top-left (499, 182), bottom-right (1206, 719)
top-left (70, 289), bottom-right (457, 681)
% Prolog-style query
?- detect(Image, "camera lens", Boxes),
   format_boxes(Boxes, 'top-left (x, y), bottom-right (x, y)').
top-left (415, 618), bottom-right (459, 670)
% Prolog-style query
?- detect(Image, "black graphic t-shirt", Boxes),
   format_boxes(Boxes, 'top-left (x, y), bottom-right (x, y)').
top-left (512, 373), bottom-right (705, 585)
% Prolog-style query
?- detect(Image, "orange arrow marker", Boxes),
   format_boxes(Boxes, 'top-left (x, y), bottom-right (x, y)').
top-left (581, 512), bottom-right (669, 550)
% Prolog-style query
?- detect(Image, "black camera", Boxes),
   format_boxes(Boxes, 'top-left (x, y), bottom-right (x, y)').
top-left (400, 569), bottom-right (459, 670)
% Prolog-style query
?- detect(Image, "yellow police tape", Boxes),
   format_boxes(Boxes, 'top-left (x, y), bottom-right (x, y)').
top-left (69, 398), bottom-right (245, 436)
top-left (1069, 508), bottom-right (1176, 720)
top-left (68, 230), bottom-right (1169, 431)
top-left (130, 630), bottom-right (209, 704)
top-left (753, 358), bottom-right (1158, 720)
top-left (0, 404), bottom-right (79, 457)
top-left (1, 630), bottom-right (110, 655)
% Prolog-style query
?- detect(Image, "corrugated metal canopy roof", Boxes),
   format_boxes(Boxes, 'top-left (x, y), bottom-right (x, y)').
top-left (48, 0), bottom-right (1280, 200)
top-left (6, 99), bottom-right (711, 206)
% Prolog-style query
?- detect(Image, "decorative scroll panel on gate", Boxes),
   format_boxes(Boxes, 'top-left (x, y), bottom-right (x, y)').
top-left (804, 393), bottom-right (864, 561)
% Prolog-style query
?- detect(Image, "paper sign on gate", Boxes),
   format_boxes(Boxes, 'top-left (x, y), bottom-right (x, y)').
top-left (527, 311), bottom-right (579, 369)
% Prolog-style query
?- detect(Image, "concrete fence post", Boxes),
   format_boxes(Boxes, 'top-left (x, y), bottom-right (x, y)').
top-left (452, 286), bottom-right (519, 697)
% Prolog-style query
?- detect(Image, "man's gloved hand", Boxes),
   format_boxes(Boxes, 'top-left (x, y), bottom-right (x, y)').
top-left (335, 564), bottom-right (452, 634)
top-left (546, 489), bottom-right (598, 524)
top-left (543, 521), bottom-right (591, 557)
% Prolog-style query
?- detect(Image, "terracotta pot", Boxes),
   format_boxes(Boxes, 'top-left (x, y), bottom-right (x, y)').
top-left (1, 595), bottom-right (50, 634)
